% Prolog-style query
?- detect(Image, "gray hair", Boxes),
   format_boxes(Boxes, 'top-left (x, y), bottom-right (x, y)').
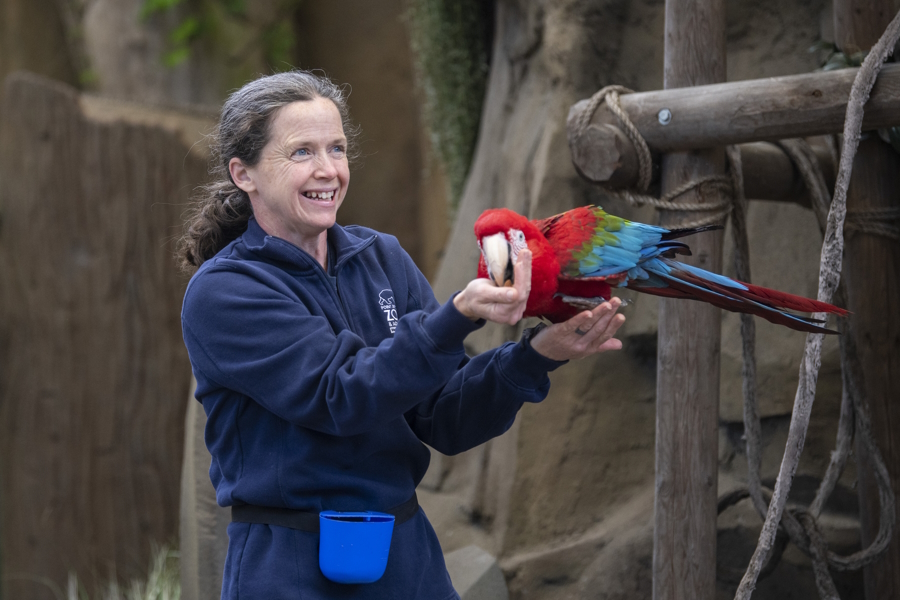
top-left (178, 70), bottom-right (358, 270)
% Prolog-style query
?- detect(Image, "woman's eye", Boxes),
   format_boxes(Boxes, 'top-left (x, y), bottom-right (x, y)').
top-left (331, 145), bottom-right (346, 155)
top-left (293, 148), bottom-right (310, 157)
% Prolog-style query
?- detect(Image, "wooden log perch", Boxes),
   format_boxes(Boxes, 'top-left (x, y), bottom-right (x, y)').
top-left (568, 63), bottom-right (900, 188)
top-left (740, 138), bottom-right (835, 205)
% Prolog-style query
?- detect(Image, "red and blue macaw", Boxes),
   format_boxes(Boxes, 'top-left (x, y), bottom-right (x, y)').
top-left (474, 206), bottom-right (847, 334)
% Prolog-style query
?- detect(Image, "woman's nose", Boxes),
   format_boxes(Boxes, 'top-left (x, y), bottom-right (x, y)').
top-left (313, 152), bottom-right (338, 179)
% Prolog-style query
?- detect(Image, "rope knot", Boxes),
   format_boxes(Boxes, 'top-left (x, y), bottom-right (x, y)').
top-left (572, 85), bottom-right (653, 192)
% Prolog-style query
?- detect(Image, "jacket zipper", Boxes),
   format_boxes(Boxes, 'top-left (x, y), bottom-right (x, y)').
top-left (331, 235), bottom-right (377, 334)
top-left (264, 233), bottom-right (376, 334)
top-left (303, 260), bottom-right (352, 332)
top-left (333, 275), bottom-right (353, 332)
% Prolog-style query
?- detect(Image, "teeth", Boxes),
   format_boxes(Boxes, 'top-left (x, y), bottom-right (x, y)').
top-left (304, 191), bottom-right (335, 200)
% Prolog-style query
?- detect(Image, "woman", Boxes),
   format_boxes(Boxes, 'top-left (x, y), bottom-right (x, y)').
top-left (179, 70), bottom-right (624, 599)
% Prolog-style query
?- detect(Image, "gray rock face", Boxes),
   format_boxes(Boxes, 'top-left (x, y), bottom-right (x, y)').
top-left (445, 545), bottom-right (510, 600)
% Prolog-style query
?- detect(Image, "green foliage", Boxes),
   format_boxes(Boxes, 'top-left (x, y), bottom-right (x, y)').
top-left (140, 0), bottom-right (300, 73)
top-left (160, 16), bottom-right (201, 66)
top-left (140, 0), bottom-right (185, 21)
top-left (407, 0), bottom-right (491, 210)
top-left (65, 545), bottom-right (180, 600)
top-left (262, 20), bottom-right (296, 70)
top-left (78, 68), bottom-right (100, 87)
top-left (810, 40), bottom-right (866, 71)
top-left (810, 41), bottom-right (900, 153)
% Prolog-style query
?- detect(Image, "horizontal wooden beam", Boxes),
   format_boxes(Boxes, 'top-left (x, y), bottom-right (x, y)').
top-left (741, 138), bottom-right (835, 206)
top-left (568, 63), bottom-right (900, 188)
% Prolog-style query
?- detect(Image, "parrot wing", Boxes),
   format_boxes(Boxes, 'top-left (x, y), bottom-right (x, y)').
top-left (538, 205), bottom-right (672, 285)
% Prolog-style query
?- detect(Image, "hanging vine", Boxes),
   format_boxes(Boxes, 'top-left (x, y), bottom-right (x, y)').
top-left (406, 0), bottom-right (492, 210)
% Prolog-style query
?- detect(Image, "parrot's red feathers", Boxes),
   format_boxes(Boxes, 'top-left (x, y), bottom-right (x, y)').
top-left (737, 282), bottom-right (849, 316)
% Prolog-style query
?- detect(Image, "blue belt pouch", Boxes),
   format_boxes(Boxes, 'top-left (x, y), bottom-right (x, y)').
top-left (318, 511), bottom-right (395, 584)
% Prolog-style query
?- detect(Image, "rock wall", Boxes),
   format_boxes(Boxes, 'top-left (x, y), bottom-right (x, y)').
top-left (293, 0), bottom-right (450, 278)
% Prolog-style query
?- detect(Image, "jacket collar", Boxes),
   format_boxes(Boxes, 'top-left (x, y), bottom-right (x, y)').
top-left (242, 217), bottom-right (376, 272)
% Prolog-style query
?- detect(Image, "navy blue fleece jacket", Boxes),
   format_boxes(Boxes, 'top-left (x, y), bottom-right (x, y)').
top-left (181, 217), bottom-right (563, 599)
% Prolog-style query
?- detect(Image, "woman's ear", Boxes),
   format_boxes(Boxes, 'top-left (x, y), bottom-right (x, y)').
top-left (228, 157), bottom-right (256, 194)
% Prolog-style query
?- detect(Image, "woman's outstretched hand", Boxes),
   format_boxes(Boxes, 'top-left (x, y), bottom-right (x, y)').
top-left (529, 298), bottom-right (625, 361)
top-left (454, 250), bottom-right (532, 326)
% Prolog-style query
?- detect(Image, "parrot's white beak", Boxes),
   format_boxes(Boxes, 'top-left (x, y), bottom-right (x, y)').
top-left (481, 232), bottom-right (514, 287)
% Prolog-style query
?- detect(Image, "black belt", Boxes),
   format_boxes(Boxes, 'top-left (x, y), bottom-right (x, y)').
top-left (231, 492), bottom-right (419, 534)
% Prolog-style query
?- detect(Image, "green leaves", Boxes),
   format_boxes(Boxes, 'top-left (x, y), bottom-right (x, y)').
top-left (138, 0), bottom-right (299, 72)
top-left (140, 0), bottom-right (184, 20)
top-left (811, 40), bottom-right (900, 153)
top-left (261, 20), bottom-right (296, 71)
top-left (161, 16), bottom-right (202, 66)
top-left (407, 0), bottom-right (491, 210)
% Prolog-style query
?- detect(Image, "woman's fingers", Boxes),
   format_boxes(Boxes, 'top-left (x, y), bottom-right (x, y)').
top-left (457, 252), bottom-right (533, 325)
top-left (567, 298), bottom-right (621, 341)
top-left (529, 297), bottom-right (626, 360)
top-left (588, 313), bottom-right (625, 350)
top-left (514, 250), bottom-right (532, 300)
top-left (583, 300), bottom-right (623, 342)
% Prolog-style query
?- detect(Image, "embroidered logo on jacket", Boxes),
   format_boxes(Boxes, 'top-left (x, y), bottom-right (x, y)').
top-left (379, 289), bottom-right (398, 334)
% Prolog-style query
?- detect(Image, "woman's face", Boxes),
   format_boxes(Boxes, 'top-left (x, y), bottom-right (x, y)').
top-left (230, 97), bottom-right (350, 250)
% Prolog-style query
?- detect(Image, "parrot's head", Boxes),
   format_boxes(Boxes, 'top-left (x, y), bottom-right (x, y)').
top-left (473, 208), bottom-right (558, 291)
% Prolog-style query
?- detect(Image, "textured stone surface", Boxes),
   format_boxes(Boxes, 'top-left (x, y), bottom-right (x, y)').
top-left (445, 545), bottom-right (509, 600)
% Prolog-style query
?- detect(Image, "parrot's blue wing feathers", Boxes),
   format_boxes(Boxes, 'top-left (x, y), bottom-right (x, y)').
top-left (576, 220), bottom-right (666, 277)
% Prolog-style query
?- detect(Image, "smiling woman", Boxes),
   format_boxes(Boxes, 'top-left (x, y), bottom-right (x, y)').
top-left (177, 70), bottom-right (625, 600)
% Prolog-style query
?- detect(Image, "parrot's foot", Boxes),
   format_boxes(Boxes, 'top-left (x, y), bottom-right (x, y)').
top-left (556, 294), bottom-right (630, 310)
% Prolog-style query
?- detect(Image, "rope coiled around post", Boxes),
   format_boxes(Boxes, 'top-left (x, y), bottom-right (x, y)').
top-left (571, 86), bottom-right (734, 229)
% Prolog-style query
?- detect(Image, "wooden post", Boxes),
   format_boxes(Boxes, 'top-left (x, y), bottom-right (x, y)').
top-left (833, 2), bottom-right (900, 598)
top-left (653, 0), bottom-right (725, 598)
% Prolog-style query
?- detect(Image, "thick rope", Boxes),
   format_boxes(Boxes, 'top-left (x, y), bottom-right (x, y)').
top-left (572, 86), bottom-right (733, 228)
top-left (734, 8), bottom-right (900, 598)
top-left (573, 85), bottom-right (653, 191)
top-left (615, 175), bottom-right (733, 228)
top-left (721, 137), bottom-right (895, 599)
top-left (845, 206), bottom-right (900, 241)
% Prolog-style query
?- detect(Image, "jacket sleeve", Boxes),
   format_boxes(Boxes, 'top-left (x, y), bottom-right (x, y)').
top-left (182, 264), bottom-right (485, 437)
top-left (401, 260), bottom-right (567, 456)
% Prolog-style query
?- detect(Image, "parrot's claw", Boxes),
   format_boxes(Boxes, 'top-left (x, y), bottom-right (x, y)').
top-left (556, 294), bottom-right (630, 310)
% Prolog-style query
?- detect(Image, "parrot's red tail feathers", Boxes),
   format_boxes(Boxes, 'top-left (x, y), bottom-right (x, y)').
top-left (737, 282), bottom-right (849, 316)
top-left (636, 265), bottom-right (846, 334)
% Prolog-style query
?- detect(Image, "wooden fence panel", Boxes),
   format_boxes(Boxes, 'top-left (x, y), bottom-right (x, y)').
top-left (0, 71), bottom-right (212, 598)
